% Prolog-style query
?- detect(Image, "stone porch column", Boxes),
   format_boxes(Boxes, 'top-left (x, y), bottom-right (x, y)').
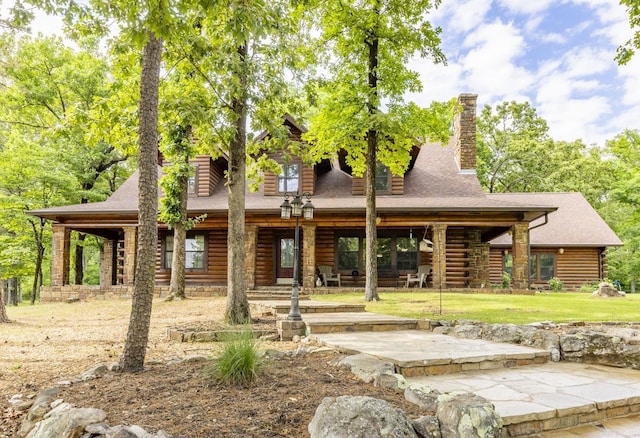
top-left (512, 223), bottom-right (529, 289)
top-left (431, 224), bottom-right (447, 289)
top-left (245, 225), bottom-right (258, 290)
top-left (469, 230), bottom-right (491, 288)
top-left (51, 225), bottom-right (71, 286)
top-left (101, 238), bottom-right (115, 287)
top-left (302, 223), bottom-right (317, 289)
top-left (122, 226), bottom-right (137, 286)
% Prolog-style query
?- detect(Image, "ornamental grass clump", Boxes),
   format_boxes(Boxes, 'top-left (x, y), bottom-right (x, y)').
top-left (208, 328), bottom-right (263, 386)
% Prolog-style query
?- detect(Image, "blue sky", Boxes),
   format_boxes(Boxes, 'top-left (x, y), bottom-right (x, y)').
top-left (407, 0), bottom-right (640, 147)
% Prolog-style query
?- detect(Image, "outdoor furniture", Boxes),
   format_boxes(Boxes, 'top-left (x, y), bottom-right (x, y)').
top-left (406, 264), bottom-right (432, 288)
top-left (319, 265), bottom-right (341, 287)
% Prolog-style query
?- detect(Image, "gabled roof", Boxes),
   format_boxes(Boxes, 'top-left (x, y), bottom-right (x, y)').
top-left (29, 139), bottom-right (557, 221)
top-left (489, 192), bottom-right (622, 247)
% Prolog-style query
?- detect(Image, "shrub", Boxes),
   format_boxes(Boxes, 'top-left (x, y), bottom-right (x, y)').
top-left (208, 328), bottom-right (263, 386)
top-left (501, 272), bottom-right (511, 288)
top-left (548, 277), bottom-right (564, 291)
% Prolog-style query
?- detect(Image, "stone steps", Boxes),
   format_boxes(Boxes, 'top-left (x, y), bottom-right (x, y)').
top-left (303, 312), bottom-right (420, 335)
top-left (249, 300), bottom-right (366, 316)
top-left (405, 362), bottom-right (640, 437)
top-left (311, 329), bottom-right (550, 377)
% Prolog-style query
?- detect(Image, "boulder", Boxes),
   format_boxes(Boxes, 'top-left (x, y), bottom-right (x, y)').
top-left (436, 392), bottom-right (502, 438)
top-left (308, 395), bottom-right (418, 438)
top-left (18, 387), bottom-right (60, 438)
top-left (26, 407), bottom-right (106, 438)
top-left (593, 282), bottom-right (626, 297)
top-left (405, 384), bottom-right (441, 413)
top-left (336, 354), bottom-right (395, 384)
top-left (412, 416), bottom-right (441, 438)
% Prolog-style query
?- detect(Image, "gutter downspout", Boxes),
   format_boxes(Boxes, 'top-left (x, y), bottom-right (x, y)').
top-left (526, 213), bottom-right (549, 290)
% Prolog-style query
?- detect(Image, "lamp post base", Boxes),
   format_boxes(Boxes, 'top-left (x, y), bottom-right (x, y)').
top-left (287, 284), bottom-right (302, 321)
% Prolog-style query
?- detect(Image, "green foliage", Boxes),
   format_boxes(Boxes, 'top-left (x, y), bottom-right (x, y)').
top-left (304, 0), bottom-right (451, 175)
top-left (617, 0), bottom-right (640, 65)
top-left (548, 277), bottom-right (564, 291)
top-left (207, 329), bottom-right (263, 386)
top-left (501, 272), bottom-right (512, 289)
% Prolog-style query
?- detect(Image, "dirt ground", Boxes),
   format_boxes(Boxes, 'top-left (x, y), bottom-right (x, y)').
top-left (0, 298), bottom-right (424, 437)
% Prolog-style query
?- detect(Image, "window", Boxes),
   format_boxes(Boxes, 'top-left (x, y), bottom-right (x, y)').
top-left (187, 165), bottom-right (198, 195)
top-left (336, 232), bottom-right (418, 273)
top-left (375, 163), bottom-right (390, 192)
top-left (529, 252), bottom-right (555, 281)
top-left (338, 237), bottom-right (360, 270)
top-left (396, 237), bottom-right (418, 271)
top-left (164, 234), bottom-right (206, 270)
top-left (278, 163), bottom-right (299, 193)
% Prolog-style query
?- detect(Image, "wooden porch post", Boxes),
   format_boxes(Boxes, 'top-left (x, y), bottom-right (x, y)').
top-left (101, 238), bottom-right (115, 287)
top-left (432, 224), bottom-right (447, 289)
top-left (51, 225), bottom-right (70, 286)
top-left (245, 225), bottom-right (258, 290)
top-left (302, 223), bottom-right (317, 289)
top-left (122, 226), bottom-right (137, 286)
top-left (512, 223), bottom-right (529, 289)
top-left (469, 229), bottom-right (491, 288)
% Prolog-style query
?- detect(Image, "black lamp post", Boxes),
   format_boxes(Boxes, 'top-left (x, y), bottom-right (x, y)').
top-left (280, 192), bottom-right (314, 321)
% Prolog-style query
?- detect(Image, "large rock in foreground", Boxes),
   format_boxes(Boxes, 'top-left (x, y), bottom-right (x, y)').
top-left (436, 392), bottom-right (502, 438)
top-left (308, 395), bottom-right (418, 438)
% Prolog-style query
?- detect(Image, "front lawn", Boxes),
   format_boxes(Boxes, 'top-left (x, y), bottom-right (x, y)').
top-left (310, 291), bottom-right (640, 324)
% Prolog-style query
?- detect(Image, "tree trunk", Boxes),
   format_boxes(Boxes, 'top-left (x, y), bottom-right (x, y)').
top-left (364, 35), bottom-right (380, 302)
top-left (74, 232), bottom-right (86, 285)
top-left (225, 43), bottom-right (250, 325)
top-left (120, 32), bottom-right (162, 373)
top-left (0, 278), bottom-right (9, 323)
top-left (30, 218), bottom-right (45, 305)
top-left (166, 171), bottom-right (188, 301)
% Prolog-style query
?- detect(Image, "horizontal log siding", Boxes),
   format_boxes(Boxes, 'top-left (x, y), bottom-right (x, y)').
top-left (391, 175), bottom-right (404, 195)
top-left (490, 247), bottom-right (604, 290)
top-left (556, 248), bottom-right (602, 290)
top-left (156, 229), bottom-right (228, 286)
top-left (262, 152), bottom-right (315, 196)
top-left (446, 227), bottom-right (471, 288)
top-left (256, 228), bottom-right (274, 286)
top-left (191, 156), bottom-right (212, 197)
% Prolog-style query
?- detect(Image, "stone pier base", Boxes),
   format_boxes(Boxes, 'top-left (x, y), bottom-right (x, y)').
top-left (277, 319), bottom-right (306, 341)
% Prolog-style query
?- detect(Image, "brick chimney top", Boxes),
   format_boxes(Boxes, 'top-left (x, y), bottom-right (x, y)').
top-left (454, 94), bottom-right (478, 173)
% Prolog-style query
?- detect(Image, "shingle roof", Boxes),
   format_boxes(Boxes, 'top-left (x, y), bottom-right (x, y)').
top-left (488, 192), bottom-right (622, 247)
top-left (29, 141), bottom-right (557, 219)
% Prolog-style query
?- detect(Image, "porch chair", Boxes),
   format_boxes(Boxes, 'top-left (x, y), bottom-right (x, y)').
top-left (318, 265), bottom-right (341, 287)
top-left (406, 264), bottom-right (432, 288)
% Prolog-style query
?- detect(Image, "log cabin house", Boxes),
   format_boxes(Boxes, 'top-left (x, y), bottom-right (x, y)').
top-left (30, 94), bottom-right (622, 301)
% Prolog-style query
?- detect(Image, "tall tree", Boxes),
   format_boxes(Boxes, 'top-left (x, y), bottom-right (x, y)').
top-left (0, 276), bottom-right (9, 323)
top-left (303, 0), bottom-right (450, 301)
top-left (476, 101), bottom-right (550, 193)
top-left (158, 124), bottom-right (199, 301)
top-left (170, 0), bottom-right (306, 323)
top-left (605, 129), bottom-right (640, 291)
top-left (0, 35), bottom-right (128, 286)
top-left (120, 31), bottom-right (163, 372)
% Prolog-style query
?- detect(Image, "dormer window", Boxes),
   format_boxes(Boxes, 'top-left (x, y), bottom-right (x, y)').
top-left (278, 163), bottom-right (299, 193)
top-left (187, 165), bottom-right (198, 195)
top-left (375, 163), bottom-right (390, 193)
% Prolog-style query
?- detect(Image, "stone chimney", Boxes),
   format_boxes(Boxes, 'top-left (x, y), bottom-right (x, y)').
top-left (453, 93), bottom-right (478, 172)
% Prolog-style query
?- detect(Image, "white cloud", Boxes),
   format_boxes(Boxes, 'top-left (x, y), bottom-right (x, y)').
top-left (432, 0), bottom-right (493, 33)
top-left (498, 0), bottom-right (556, 15)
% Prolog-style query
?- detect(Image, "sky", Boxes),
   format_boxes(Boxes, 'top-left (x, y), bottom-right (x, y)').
top-left (8, 0), bottom-right (639, 148)
top-left (407, 0), bottom-right (640, 147)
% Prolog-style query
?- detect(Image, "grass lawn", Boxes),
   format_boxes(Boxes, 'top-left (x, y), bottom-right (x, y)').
top-left (311, 291), bottom-right (640, 324)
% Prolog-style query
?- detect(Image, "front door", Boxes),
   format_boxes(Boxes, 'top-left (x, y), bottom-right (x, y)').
top-left (276, 236), bottom-right (295, 284)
